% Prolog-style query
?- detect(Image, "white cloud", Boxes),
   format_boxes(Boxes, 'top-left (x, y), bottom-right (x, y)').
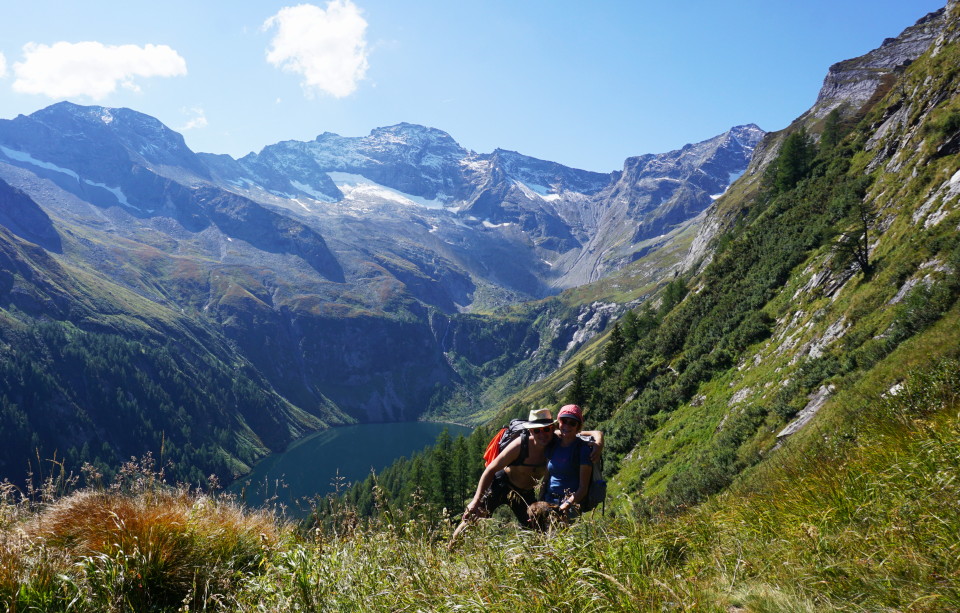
top-left (263, 1), bottom-right (369, 98)
top-left (178, 106), bottom-right (208, 131)
top-left (12, 41), bottom-right (187, 100)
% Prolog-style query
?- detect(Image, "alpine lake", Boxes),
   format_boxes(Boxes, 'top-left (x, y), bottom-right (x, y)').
top-left (230, 422), bottom-right (472, 514)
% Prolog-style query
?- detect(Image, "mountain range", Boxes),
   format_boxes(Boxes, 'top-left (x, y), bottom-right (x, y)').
top-left (0, 87), bottom-right (760, 482)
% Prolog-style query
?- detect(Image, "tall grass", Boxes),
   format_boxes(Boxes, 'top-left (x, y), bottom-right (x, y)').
top-left (1, 360), bottom-right (957, 611)
top-left (0, 456), bottom-right (280, 612)
top-left (700, 359), bottom-right (960, 611)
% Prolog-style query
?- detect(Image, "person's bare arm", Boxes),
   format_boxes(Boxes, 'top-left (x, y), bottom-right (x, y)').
top-left (461, 437), bottom-right (520, 520)
top-left (581, 429), bottom-right (604, 463)
top-left (559, 463), bottom-right (593, 514)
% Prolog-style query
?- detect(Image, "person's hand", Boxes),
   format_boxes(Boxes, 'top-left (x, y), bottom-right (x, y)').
top-left (462, 500), bottom-right (479, 521)
top-left (589, 440), bottom-right (604, 463)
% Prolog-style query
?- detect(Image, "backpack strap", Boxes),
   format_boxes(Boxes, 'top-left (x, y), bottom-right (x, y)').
top-left (574, 435), bottom-right (592, 464)
top-left (508, 430), bottom-right (530, 466)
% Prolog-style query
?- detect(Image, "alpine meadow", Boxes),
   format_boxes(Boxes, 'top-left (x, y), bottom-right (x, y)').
top-left (1, 2), bottom-right (960, 611)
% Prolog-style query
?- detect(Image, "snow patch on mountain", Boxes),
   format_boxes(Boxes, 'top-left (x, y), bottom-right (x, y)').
top-left (85, 180), bottom-right (135, 209)
top-left (328, 172), bottom-right (445, 209)
top-left (2, 146), bottom-right (81, 181)
top-left (514, 180), bottom-right (546, 201)
top-left (1, 145), bottom-right (136, 209)
top-left (518, 180), bottom-right (549, 195)
top-left (290, 181), bottom-right (337, 203)
top-left (513, 179), bottom-right (563, 202)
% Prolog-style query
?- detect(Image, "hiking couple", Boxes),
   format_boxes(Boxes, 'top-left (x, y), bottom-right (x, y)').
top-left (452, 404), bottom-right (601, 539)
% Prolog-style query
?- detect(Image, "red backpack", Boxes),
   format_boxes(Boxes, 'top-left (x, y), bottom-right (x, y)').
top-left (481, 419), bottom-right (530, 466)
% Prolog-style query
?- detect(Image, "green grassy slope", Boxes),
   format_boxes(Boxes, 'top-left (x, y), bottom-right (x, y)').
top-left (0, 341), bottom-right (955, 611)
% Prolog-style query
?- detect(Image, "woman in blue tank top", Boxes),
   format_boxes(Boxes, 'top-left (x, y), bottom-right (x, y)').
top-left (544, 404), bottom-right (593, 518)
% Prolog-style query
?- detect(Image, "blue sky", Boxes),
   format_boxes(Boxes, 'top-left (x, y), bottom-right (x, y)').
top-left (0, 1), bottom-right (946, 172)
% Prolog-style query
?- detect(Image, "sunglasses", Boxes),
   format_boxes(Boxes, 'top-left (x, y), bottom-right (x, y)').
top-left (528, 426), bottom-right (553, 434)
top-left (558, 417), bottom-right (580, 427)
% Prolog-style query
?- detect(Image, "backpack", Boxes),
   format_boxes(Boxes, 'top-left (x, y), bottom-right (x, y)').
top-left (575, 434), bottom-right (607, 514)
top-left (482, 419), bottom-right (530, 466)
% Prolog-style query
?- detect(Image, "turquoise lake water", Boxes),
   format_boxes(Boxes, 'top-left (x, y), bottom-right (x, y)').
top-left (230, 422), bottom-right (472, 512)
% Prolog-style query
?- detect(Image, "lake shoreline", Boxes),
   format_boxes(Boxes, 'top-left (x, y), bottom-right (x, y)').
top-left (229, 421), bottom-right (473, 514)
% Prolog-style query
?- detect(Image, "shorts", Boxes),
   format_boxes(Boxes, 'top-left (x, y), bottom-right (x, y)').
top-left (478, 470), bottom-right (537, 526)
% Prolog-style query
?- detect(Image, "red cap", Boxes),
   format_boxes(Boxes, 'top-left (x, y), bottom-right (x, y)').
top-left (557, 404), bottom-right (583, 424)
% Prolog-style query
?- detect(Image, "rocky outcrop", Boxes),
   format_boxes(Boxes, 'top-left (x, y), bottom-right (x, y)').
top-left (807, 8), bottom-right (947, 120)
top-left (682, 5), bottom-right (951, 275)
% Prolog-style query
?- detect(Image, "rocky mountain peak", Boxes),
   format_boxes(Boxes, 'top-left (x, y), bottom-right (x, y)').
top-left (810, 7), bottom-right (947, 119)
top-left (4, 101), bottom-right (209, 184)
top-left (367, 122), bottom-right (461, 148)
top-left (618, 125), bottom-right (763, 185)
top-left (725, 124), bottom-right (765, 149)
top-left (489, 148), bottom-right (613, 195)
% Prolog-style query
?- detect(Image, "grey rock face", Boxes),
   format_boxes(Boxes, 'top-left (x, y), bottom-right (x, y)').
top-left (810, 8), bottom-right (947, 119)
top-left (615, 124), bottom-right (763, 242)
top-left (554, 124), bottom-right (764, 287)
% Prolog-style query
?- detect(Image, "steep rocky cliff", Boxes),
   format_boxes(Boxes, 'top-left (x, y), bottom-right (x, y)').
top-left (681, 6), bottom-right (951, 272)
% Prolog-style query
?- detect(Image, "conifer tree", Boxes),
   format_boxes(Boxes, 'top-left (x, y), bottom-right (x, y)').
top-left (566, 360), bottom-right (587, 406)
top-left (603, 322), bottom-right (626, 371)
top-left (621, 310), bottom-right (640, 343)
top-left (772, 128), bottom-right (815, 194)
top-left (820, 108), bottom-right (844, 151)
top-left (431, 429), bottom-right (454, 511)
top-left (451, 435), bottom-right (470, 509)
